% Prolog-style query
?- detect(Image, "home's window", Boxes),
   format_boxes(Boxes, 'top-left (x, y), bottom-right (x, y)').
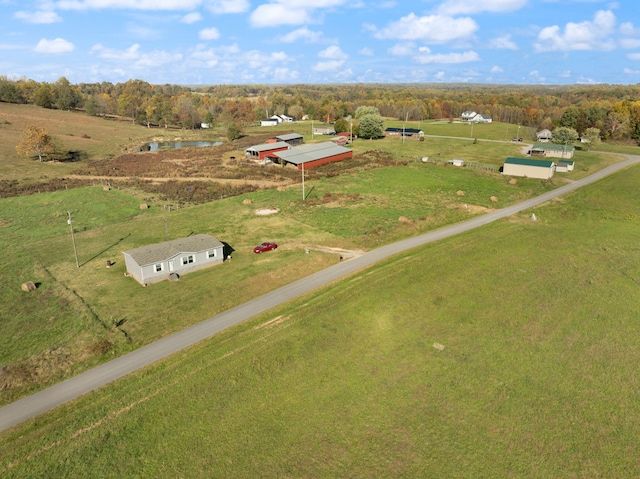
top-left (181, 255), bottom-right (194, 265)
top-left (207, 249), bottom-right (217, 259)
top-left (154, 263), bottom-right (163, 273)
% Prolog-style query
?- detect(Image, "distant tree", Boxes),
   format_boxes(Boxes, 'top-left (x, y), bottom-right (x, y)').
top-left (16, 125), bottom-right (55, 161)
top-left (34, 83), bottom-right (53, 109)
top-left (288, 104), bottom-right (303, 120)
top-left (355, 105), bottom-right (380, 119)
top-left (358, 114), bottom-right (385, 139)
top-left (559, 106), bottom-right (580, 130)
top-left (334, 118), bottom-right (349, 133)
top-left (552, 126), bottom-right (579, 146)
top-left (226, 122), bottom-right (242, 141)
top-left (54, 77), bottom-right (81, 111)
top-left (582, 127), bottom-right (601, 149)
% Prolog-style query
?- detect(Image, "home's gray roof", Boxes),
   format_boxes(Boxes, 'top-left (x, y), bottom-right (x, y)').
top-left (123, 234), bottom-right (223, 266)
top-left (245, 141), bottom-right (291, 153)
top-left (505, 157), bottom-right (554, 168)
top-left (275, 133), bottom-right (303, 141)
top-left (273, 142), bottom-right (351, 165)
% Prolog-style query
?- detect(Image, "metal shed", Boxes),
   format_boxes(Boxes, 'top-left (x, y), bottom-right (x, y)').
top-left (503, 157), bottom-right (555, 180)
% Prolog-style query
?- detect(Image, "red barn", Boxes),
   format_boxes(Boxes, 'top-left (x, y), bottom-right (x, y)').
top-left (273, 142), bottom-right (352, 170)
top-left (245, 141), bottom-right (291, 161)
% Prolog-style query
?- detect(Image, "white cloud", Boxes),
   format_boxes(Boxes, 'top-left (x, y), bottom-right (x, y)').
top-left (491, 65), bottom-right (503, 73)
top-left (90, 43), bottom-right (181, 67)
top-left (359, 47), bottom-right (373, 56)
top-left (279, 28), bottom-right (323, 43)
top-left (620, 22), bottom-right (639, 36)
top-left (313, 60), bottom-right (344, 71)
top-left (34, 38), bottom-right (75, 54)
top-left (199, 27), bottom-right (221, 40)
top-left (205, 0), bottom-right (250, 14)
top-left (534, 10), bottom-right (617, 52)
top-left (14, 10), bottom-right (62, 24)
top-left (374, 13), bottom-right (478, 44)
top-left (55, 0), bottom-right (201, 10)
top-left (623, 67), bottom-right (640, 74)
top-left (250, 4), bottom-right (310, 27)
top-left (628, 53), bottom-right (640, 61)
top-left (249, 0), bottom-right (347, 28)
top-left (621, 39), bottom-right (640, 49)
top-left (488, 35), bottom-right (518, 50)
top-left (437, 0), bottom-right (527, 15)
top-left (318, 45), bottom-right (348, 60)
top-left (91, 43), bottom-right (142, 60)
top-left (388, 43), bottom-right (415, 57)
top-left (414, 47), bottom-right (481, 64)
top-left (181, 12), bottom-right (202, 24)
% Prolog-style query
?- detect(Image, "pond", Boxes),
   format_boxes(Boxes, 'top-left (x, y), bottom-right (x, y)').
top-left (141, 141), bottom-right (222, 152)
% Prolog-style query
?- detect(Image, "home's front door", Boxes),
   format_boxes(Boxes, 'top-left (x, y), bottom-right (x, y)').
top-left (168, 260), bottom-right (174, 272)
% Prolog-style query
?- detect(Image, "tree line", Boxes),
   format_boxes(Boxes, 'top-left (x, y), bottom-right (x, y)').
top-left (2, 76), bottom-right (640, 142)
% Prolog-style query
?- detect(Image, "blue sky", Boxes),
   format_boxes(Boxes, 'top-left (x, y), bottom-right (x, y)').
top-left (1, 0), bottom-right (640, 85)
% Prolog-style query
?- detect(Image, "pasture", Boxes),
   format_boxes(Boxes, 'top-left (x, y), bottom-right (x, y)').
top-left (2, 158), bottom-right (640, 478)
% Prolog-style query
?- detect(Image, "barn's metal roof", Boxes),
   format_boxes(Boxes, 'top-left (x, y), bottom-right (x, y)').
top-left (273, 141), bottom-right (351, 165)
top-left (504, 157), bottom-right (554, 168)
top-left (275, 133), bottom-right (303, 141)
top-left (123, 234), bottom-right (223, 266)
top-left (245, 141), bottom-right (291, 153)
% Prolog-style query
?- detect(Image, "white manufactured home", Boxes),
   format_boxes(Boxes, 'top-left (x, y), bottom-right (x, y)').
top-left (123, 234), bottom-right (224, 286)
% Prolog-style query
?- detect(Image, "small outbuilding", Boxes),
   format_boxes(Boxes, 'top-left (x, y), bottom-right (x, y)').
top-left (260, 118), bottom-right (279, 127)
top-left (502, 157), bottom-right (555, 180)
top-left (123, 234), bottom-right (224, 286)
top-left (273, 141), bottom-right (352, 170)
top-left (384, 127), bottom-right (424, 140)
top-left (245, 141), bottom-right (291, 161)
top-left (269, 133), bottom-right (304, 146)
top-left (555, 159), bottom-right (575, 173)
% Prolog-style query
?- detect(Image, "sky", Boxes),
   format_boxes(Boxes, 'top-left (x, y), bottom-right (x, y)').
top-left (1, 0), bottom-right (640, 86)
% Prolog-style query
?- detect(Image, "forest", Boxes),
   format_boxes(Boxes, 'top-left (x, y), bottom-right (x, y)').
top-left (2, 76), bottom-right (640, 142)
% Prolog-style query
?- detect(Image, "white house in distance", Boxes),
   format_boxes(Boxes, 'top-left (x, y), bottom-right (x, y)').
top-left (502, 157), bottom-right (555, 180)
top-left (461, 111), bottom-right (492, 123)
top-left (123, 234), bottom-right (224, 286)
top-left (260, 114), bottom-right (296, 126)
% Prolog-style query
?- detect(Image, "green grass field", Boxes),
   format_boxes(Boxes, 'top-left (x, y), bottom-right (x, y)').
top-left (2, 160), bottom-right (640, 478)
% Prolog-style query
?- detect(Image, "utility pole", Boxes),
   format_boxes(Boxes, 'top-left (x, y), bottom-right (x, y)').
top-left (67, 211), bottom-right (79, 268)
top-left (301, 161), bottom-right (305, 200)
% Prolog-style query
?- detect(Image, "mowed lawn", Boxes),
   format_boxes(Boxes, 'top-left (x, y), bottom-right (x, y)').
top-left (2, 163), bottom-right (640, 477)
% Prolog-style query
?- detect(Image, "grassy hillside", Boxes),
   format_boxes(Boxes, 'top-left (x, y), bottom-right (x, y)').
top-left (2, 161), bottom-right (639, 478)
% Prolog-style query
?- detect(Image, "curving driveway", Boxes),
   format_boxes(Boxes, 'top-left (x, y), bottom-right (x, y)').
top-left (1, 153), bottom-right (638, 433)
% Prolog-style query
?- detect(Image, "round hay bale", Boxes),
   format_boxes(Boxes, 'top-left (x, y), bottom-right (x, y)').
top-left (21, 281), bottom-right (36, 292)
top-left (277, 186), bottom-right (286, 192)
top-left (456, 190), bottom-right (465, 197)
top-left (490, 196), bottom-right (498, 202)
top-left (508, 178), bottom-right (517, 185)
top-left (398, 216), bottom-right (411, 224)
top-left (103, 186), bottom-right (111, 191)
top-left (139, 203), bottom-right (149, 210)
top-left (242, 199), bottom-right (252, 205)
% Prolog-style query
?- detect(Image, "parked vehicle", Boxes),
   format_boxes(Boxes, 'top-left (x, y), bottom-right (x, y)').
top-left (253, 242), bottom-right (277, 253)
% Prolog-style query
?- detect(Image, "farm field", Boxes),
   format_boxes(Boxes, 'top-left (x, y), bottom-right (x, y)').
top-left (0, 156), bottom-right (563, 405)
top-left (0, 104), bottom-right (629, 404)
top-left (2, 157), bottom-right (640, 477)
